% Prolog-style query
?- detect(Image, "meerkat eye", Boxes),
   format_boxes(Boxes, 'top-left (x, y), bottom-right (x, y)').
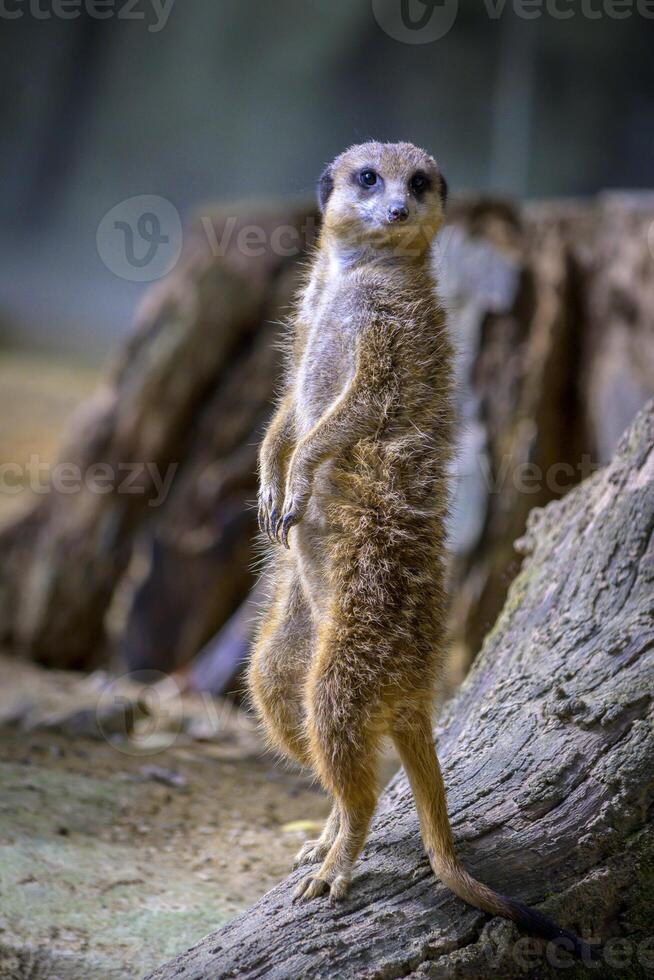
top-left (409, 171), bottom-right (431, 195)
top-left (359, 169), bottom-right (378, 188)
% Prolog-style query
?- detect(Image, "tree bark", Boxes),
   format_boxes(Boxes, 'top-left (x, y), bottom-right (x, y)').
top-left (148, 400), bottom-right (654, 980)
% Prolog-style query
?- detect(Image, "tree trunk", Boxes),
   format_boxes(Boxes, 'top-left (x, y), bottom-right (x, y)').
top-left (147, 400), bottom-right (654, 980)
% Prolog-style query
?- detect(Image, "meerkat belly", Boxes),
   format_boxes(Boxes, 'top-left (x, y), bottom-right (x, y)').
top-left (292, 311), bottom-right (358, 615)
top-left (295, 315), bottom-right (356, 438)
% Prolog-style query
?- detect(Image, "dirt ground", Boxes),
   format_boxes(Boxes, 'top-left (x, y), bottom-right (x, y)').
top-left (0, 654), bottom-right (333, 979)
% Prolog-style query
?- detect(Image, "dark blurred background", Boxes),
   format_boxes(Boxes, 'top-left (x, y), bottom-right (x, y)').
top-left (1, 0), bottom-right (653, 354)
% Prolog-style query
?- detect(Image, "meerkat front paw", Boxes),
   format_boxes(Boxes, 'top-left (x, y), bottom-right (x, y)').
top-left (258, 483), bottom-right (283, 544)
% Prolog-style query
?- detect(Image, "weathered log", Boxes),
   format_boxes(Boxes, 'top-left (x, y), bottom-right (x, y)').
top-left (148, 401), bottom-right (654, 980)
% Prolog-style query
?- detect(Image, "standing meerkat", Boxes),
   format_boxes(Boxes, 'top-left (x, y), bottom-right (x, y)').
top-left (249, 142), bottom-right (590, 954)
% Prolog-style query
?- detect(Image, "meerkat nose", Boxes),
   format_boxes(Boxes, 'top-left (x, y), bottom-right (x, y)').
top-left (387, 203), bottom-right (409, 223)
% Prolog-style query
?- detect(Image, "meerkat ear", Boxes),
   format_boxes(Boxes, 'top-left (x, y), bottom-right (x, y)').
top-left (317, 165), bottom-right (335, 214)
top-left (439, 173), bottom-right (449, 208)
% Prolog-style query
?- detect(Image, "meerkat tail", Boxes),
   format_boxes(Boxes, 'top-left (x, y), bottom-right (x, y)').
top-left (430, 852), bottom-right (596, 961)
top-left (393, 716), bottom-right (598, 962)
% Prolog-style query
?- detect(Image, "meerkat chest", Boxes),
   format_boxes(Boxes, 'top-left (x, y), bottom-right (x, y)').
top-left (295, 293), bottom-right (357, 436)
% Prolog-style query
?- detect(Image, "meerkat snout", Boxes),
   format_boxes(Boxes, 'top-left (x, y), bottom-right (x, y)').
top-left (317, 141), bottom-right (447, 255)
top-left (387, 201), bottom-right (409, 223)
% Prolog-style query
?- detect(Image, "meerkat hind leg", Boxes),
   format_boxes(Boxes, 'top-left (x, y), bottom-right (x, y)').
top-left (248, 564), bottom-right (312, 766)
top-left (293, 785), bottom-right (378, 903)
top-left (294, 671), bottom-right (382, 902)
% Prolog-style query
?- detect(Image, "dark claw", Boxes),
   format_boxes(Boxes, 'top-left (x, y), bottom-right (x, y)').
top-left (259, 502), bottom-right (271, 539)
top-left (258, 487), bottom-right (283, 545)
top-left (268, 507), bottom-right (279, 544)
top-left (281, 512), bottom-right (295, 549)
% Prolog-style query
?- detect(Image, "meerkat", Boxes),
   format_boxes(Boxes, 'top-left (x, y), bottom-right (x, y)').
top-left (249, 142), bottom-right (591, 955)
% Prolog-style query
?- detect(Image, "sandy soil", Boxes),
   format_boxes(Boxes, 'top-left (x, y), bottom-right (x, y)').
top-left (0, 655), bottom-right (332, 979)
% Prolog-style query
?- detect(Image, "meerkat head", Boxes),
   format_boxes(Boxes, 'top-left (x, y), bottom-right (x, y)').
top-left (317, 141), bottom-right (447, 258)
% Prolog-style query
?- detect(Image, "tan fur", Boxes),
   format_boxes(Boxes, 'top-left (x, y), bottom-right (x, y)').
top-left (247, 143), bottom-right (585, 951)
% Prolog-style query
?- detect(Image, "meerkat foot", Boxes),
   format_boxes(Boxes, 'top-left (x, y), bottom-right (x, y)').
top-left (292, 871), bottom-right (351, 903)
top-left (293, 838), bottom-right (332, 869)
top-left (328, 874), bottom-right (350, 902)
top-left (293, 874), bottom-right (330, 901)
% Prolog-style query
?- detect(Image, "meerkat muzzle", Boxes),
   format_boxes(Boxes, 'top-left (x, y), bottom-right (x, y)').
top-left (387, 202), bottom-right (409, 222)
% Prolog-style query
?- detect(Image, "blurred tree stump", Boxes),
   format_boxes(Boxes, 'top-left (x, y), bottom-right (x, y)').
top-left (0, 202), bottom-right (318, 669)
top-left (0, 194), bottom-right (652, 679)
top-left (444, 192), bottom-right (654, 686)
top-left (147, 400), bottom-right (654, 980)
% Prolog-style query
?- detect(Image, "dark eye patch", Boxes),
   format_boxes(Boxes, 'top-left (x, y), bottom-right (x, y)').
top-left (439, 173), bottom-right (448, 206)
top-left (358, 169), bottom-right (378, 188)
top-left (409, 171), bottom-right (432, 195)
top-left (317, 165), bottom-right (335, 213)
